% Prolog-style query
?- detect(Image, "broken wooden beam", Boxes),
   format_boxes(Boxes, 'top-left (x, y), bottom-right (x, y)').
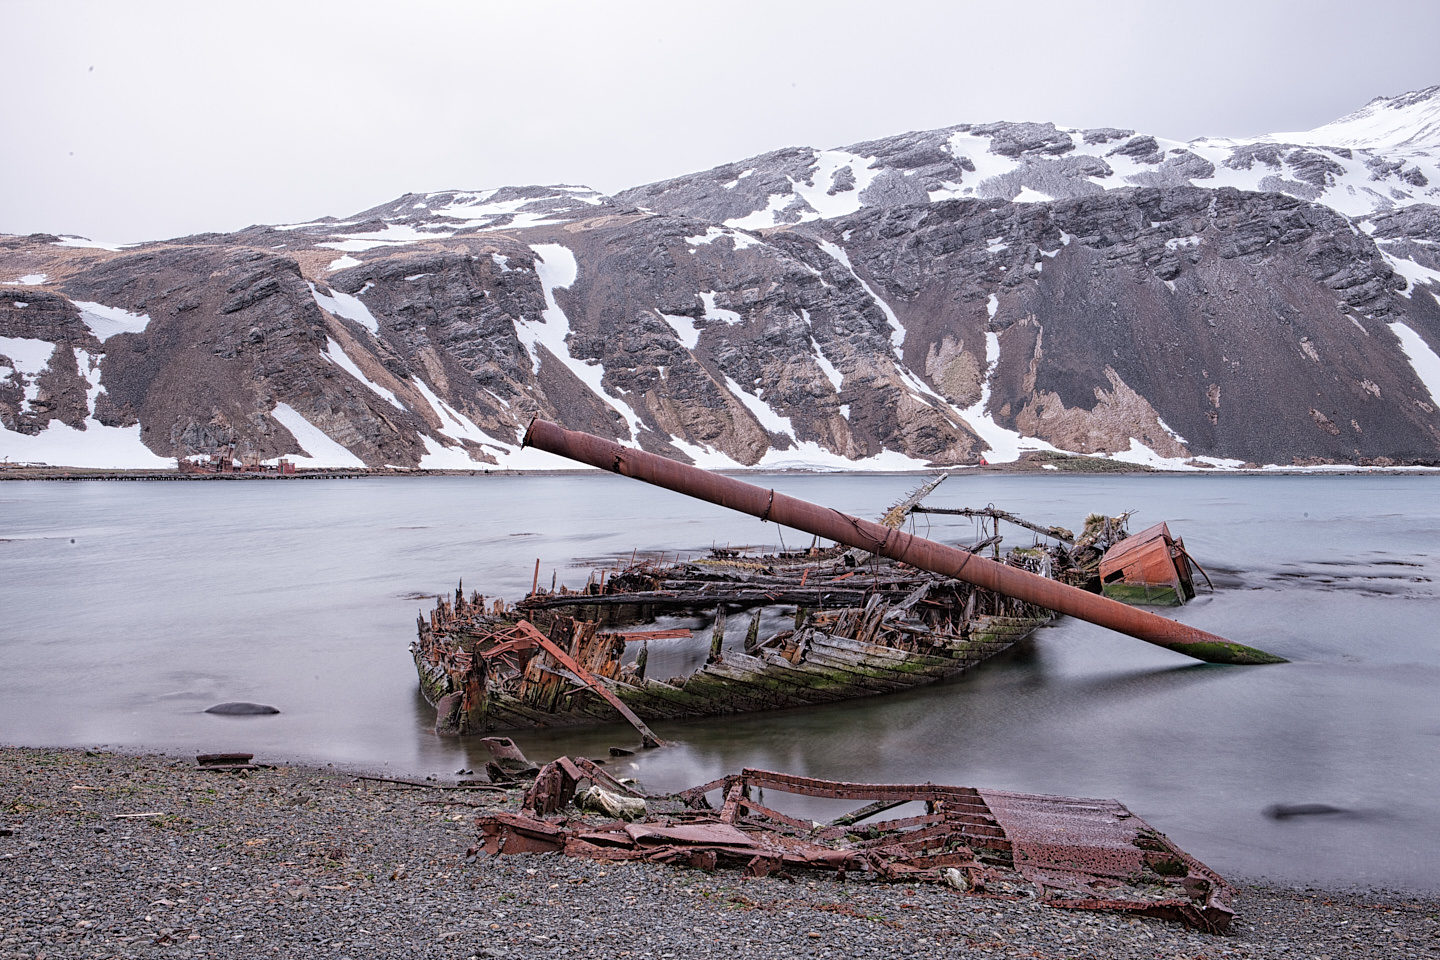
top-left (513, 620), bottom-right (664, 748)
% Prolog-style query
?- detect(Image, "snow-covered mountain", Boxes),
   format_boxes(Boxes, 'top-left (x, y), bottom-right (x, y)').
top-left (618, 91), bottom-right (1440, 226)
top-left (1269, 84), bottom-right (1440, 153)
top-left (4, 87), bottom-right (1440, 471)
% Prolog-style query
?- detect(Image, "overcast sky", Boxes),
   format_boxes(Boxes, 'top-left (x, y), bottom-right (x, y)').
top-left (5, 0), bottom-right (1438, 243)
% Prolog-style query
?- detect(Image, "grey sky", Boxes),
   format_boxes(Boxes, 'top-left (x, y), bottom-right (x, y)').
top-left (4, 0), bottom-right (1438, 243)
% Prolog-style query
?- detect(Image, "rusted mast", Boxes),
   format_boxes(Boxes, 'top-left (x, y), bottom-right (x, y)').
top-left (522, 419), bottom-right (1285, 666)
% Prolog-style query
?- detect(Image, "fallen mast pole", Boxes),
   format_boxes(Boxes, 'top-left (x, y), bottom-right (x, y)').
top-left (522, 419), bottom-right (1284, 666)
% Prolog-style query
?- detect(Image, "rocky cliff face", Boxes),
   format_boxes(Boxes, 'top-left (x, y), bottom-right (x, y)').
top-left (4, 90), bottom-right (1440, 469)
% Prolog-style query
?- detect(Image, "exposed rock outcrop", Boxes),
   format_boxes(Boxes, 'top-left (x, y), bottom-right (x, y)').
top-left (5, 89), bottom-right (1440, 469)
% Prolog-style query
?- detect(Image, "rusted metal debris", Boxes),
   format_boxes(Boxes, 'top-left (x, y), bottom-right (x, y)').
top-left (477, 759), bottom-right (1234, 933)
top-left (414, 478), bottom-right (1130, 736)
top-left (521, 418), bottom-right (1284, 665)
top-left (1100, 521), bottom-right (1213, 606)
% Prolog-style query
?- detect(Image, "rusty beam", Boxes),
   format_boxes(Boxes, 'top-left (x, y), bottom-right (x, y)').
top-left (513, 620), bottom-right (664, 748)
top-left (522, 419), bottom-right (1284, 665)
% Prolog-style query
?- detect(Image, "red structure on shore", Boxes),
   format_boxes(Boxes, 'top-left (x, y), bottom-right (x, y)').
top-left (177, 443), bottom-right (295, 475)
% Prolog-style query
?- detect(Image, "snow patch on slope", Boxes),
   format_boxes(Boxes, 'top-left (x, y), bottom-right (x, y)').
top-left (4, 274), bottom-right (47, 286)
top-left (270, 403), bottom-right (366, 468)
top-left (0, 339), bottom-right (173, 468)
top-left (310, 282), bottom-right (380, 334)
top-left (72, 301), bottom-right (151, 342)
top-left (52, 236), bottom-right (129, 251)
top-left (322, 338), bottom-right (403, 409)
top-left (957, 332), bottom-right (1058, 463)
top-left (523, 244), bottom-right (644, 440)
top-left (756, 442), bottom-right (931, 472)
top-left (1389, 322), bottom-right (1440, 406)
top-left (0, 336), bottom-right (56, 410)
top-left (406, 378), bottom-right (578, 471)
top-left (1378, 250), bottom-right (1440, 296)
top-left (1104, 439), bottom-right (1244, 471)
top-left (725, 192), bottom-right (798, 230)
top-left (945, 132), bottom-right (1022, 191)
top-left (1273, 85), bottom-right (1440, 153)
top-left (416, 434), bottom-right (483, 469)
top-left (724, 375), bottom-right (796, 439)
top-left (659, 310), bottom-right (700, 349)
top-left (811, 337), bottom-right (842, 391)
top-left (699, 291), bottom-right (743, 325)
top-left (686, 226), bottom-right (760, 250)
top-left (816, 239), bottom-right (905, 351)
top-left (408, 377), bottom-right (506, 456)
top-left (791, 150), bottom-right (879, 219)
top-left (318, 223), bottom-right (453, 252)
top-left (666, 429), bottom-right (930, 472)
top-left (1013, 186), bottom-right (1054, 203)
top-left (0, 419), bottom-right (173, 468)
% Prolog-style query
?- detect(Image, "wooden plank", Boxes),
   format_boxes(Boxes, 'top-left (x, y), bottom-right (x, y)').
top-left (626, 676), bottom-right (733, 715)
top-left (810, 632), bottom-right (958, 669)
top-left (723, 650), bottom-right (899, 700)
top-left (743, 654), bottom-right (899, 701)
top-left (790, 644), bottom-right (948, 690)
top-left (485, 697), bottom-right (586, 729)
top-left (698, 660), bottom-right (827, 709)
top-left (676, 670), bottom-right (793, 714)
top-left (807, 635), bottom-right (960, 679)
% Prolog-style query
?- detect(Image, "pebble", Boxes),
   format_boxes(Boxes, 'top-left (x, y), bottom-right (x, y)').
top-left (1, 746), bottom-right (1436, 959)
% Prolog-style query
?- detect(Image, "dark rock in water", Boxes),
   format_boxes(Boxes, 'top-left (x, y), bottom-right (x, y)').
top-left (1264, 803), bottom-right (1353, 820)
top-left (204, 701), bottom-right (279, 715)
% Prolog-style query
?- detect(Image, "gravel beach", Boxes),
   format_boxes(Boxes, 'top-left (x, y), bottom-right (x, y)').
top-left (2, 747), bottom-right (1435, 959)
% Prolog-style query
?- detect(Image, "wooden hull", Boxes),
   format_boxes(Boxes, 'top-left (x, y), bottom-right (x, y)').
top-left (413, 610), bottom-right (1052, 734)
top-left (413, 488), bottom-right (1129, 737)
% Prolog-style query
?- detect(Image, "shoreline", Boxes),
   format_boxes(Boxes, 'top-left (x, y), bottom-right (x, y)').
top-left (2, 746), bottom-right (1435, 958)
top-left (4, 462), bottom-right (1440, 481)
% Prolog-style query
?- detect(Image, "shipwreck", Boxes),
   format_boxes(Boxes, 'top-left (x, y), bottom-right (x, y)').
top-left (413, 421), bottom-right (1281, 741)
top-left (415, 484), bottom-right (1122, 740)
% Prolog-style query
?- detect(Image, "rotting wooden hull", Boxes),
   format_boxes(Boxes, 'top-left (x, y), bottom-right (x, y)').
top-left (412, 555), bottom-right (1078, 737)
top-left (412, 486), bottom-right (1128, 737)
top-left (451, 612), bottom-right (1050, 732)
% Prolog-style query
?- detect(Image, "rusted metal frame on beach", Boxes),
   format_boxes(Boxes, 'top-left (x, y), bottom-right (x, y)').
top-left (481, 758), bottom-right (1234, 931)
top-left (520, 754), bottom-right (641, 817)
top-left (522, 419), bottom-right (1285, 666)
top-left (828, 797), bottom-right (910, 827)
top-left (737, 767), bottom-right (987, 803)
top-left (512, 620), bottom-right (664, 748)
top-left (725, 796), bottom-right (823, 833)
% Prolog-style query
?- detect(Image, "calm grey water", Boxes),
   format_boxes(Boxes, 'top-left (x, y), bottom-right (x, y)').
top-left (2, 473), bottom-right (1437, 893)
